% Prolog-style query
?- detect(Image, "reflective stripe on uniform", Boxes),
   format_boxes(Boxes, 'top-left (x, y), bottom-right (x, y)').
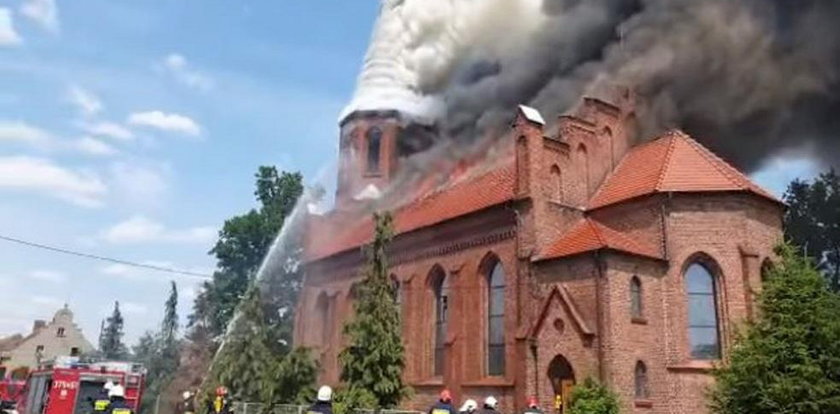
top-left (112, 408), bottom-right (132, 414)
top-left (94, 400), bottom-right (110, 411)
top-left (432, 409), bottom-right (451, 414)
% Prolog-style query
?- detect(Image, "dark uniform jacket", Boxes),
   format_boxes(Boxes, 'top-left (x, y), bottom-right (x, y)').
top-left (476, 407), bottom-right (499, 414)
top-left (106, 398), bottom-right (133, 414)
top-left (429, 402), bottom-right (455, 414)
top-left (306, 401), bottom-right (333, 414)
top-left (91, 390), bottom-right (111, 413)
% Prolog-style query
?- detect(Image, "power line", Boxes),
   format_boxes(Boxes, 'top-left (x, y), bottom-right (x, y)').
top-left (0, 233), bottom-right (213, 279)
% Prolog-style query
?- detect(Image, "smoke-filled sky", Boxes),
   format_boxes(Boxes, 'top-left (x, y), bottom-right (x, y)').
top-left (347, 0), bottom-right (840, 172)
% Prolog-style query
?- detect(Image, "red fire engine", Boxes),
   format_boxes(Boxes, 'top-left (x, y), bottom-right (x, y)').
top-left (16, 358), bottom-right (145, 414)
top-left (0, 365), bottom-right (26, 405)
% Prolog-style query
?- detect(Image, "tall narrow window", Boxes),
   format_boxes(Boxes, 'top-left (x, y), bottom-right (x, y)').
top-left (487, 260), bottom-right (506, 376)
top-left (316, 294), bottom-right (330, 347)
top-left (577, 144), bottom-right (589, 194)
top-left (367, 127), bottom-right (382, 173)
top-left (549, 165), bottom-right (563, 201)
top-left (630, 277), bottom-right (643, 319)
top-left (432, 267), bottom-right (449, 377)
top-left (56, 327), bottom-right (65, 337)
top-left (634, 361), bottom-right (649, 399)
top-left (685, 262), bottom-right (721, 359)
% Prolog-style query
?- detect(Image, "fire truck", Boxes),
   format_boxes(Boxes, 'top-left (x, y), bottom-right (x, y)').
top-left (15, 357), bottom-right (145, 414)
top-left (0, 365), bottom-right (26, 407)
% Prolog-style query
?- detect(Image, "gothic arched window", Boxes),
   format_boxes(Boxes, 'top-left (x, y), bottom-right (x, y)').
top-left (367, 127), bottom-right (382, 173)
top-left (634, 361), bottom-right (649, 399)
top-left (486, 259), bottom-right (506, 376)
top-left (630, 276), bottom-right (643, 319)
top-left (685, 262), bottom-right (721, 359)
top-left (431, 266), bottom-right (448, 376)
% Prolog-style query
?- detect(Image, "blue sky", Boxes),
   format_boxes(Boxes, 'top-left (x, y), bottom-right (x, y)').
top-left (0, 0), bottom-right (378, 345)
top-left (0, 0), bottom-right (823, 348)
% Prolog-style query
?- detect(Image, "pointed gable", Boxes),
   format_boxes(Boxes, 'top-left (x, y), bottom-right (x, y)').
top-left (588, 130), bottom-right (779, 209)
top-left (530, 285), bottom-right (595, 340)
top-left (538, 218), bottom-right (662, 261)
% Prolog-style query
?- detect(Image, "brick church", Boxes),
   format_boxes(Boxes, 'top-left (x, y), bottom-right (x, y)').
top-left (294, 91), bottom-right (783, 414)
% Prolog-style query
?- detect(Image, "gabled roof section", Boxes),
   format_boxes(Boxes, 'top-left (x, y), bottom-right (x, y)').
top-left (588, 130), bottom-right (780, 209)
top-left (530, 284), bottom-right (594, 339)
top-left (537, 218), bottom-right (662, 261)
top-left (306, 162), bottom-right (517, 261)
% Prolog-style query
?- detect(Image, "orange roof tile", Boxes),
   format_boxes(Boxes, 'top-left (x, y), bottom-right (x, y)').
top-left (306, 162), bottom-right (517, 261)
top-left (588, 130), bottom-right (779, 209)
top-left (538, 219), bottom-right (662, 261)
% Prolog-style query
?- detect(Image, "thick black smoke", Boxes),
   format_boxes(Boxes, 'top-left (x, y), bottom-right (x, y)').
top-left (437, 0), bottom-right (840, 172)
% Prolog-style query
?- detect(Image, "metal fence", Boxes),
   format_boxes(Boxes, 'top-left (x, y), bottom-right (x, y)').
top-left (230, 403), bottom-right (421, 414)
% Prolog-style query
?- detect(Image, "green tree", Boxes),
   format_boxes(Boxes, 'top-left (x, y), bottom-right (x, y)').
top-left (566, 378), bottom-right (620, 414)
top-left (332, 388), bottom-right (378, 414)
top-left (784, 170), bottom-right (840, 291)
top-left (192, 167), bottom-right (305, 339)
top-left (132, 282), bottom-right (182, 413)
top-left (161, 281), bottom-right (179, 356)
top-left (100, 301), bottom-right (128, 360)
top-left (207, 286), bottom-right (273, 402)
top-left (710, 243), bottom-right (840, 414)
top-left (339, 212), bottom-right (408, 409)
top-left (262, 347), bottom-right (319, 406)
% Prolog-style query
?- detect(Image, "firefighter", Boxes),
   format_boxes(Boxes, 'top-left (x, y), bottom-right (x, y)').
top-left (306, 386), bottom-right (333, 414)
top-left (207, 386), bottom-right (232, 414)
top-left (105, 384), bottom-right (133, 414)
top-left (429, 389), bottom-right (455, 414)
top-left (91, 382), bottom-right (112, 413)
top-left (476, 396), bottom-right (499, 414)
top-left (177, 391), bottom-right (196, 414)
top-left (522, 397), bottom-right (542, 414)
top-left (458, 399), bottom-right (477, 414)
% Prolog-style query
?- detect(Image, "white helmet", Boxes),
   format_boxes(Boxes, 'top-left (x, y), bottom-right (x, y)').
top-left (484, 396), bottom-right (498, 409)
top-left (182, 391), bottom-right (192, 400)
top-left (317, 385), bottom-right (332, 402)
top-left (459, 399), bottom-right (477, 413)
top-left (109, 385), bottom-right (125, 399)
top-left (103, 381), bottom-right (114, 391)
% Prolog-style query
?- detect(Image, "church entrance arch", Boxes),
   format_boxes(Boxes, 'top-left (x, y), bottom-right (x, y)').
top-left (547, 355), bottom-right (575, 414)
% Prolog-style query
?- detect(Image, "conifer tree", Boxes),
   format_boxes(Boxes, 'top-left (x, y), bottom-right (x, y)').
top-left (100, 301), bottom-right (128, 360)
top-left (207, 286), bottom-right (273, 402)
top-left (339, 212), bottom-right (408, 408)
top-left (710, 243), bottom-right (840, 414)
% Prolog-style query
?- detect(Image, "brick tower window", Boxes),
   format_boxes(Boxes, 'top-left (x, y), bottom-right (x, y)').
top-left (685, 262), bottom-right (721, 359)
top-left (367, 127), bottom-right (382, 173)
top-left (630, 276), bottom-right (643, 319)
top-left (634, 361), bottom-right (649, 399)
top-left (316, 293), bottom-right (330, 347)
top-left (486, 259), bottom-right (506, 376)
top-left (431, 266), bottom-right (448, 377)
top-left (550, 164), bottom-right (563, 201)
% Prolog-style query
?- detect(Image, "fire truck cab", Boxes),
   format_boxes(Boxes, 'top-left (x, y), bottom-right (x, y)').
top-left (18, 357), bottom-right (145, 414)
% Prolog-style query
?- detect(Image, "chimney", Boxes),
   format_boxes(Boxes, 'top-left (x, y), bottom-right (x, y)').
top-left (32, 320), bottom-right (46, 333)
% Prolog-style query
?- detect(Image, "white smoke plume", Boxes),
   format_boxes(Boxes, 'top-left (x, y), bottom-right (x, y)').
top-left (345, 0), bottom-right (840, 172)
